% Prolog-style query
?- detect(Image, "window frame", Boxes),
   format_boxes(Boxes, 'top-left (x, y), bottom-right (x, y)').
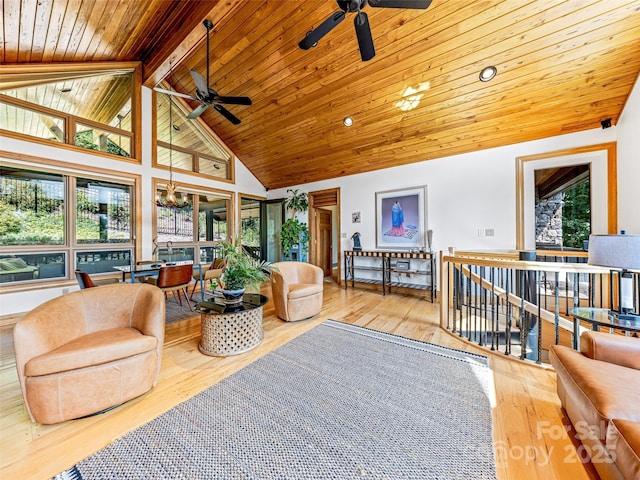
top-left (0, 62), bottom-right (142, 163)
top-left (152, 177), bottom-right (235, 264)
top-left (0, 155), bottom-right (141, 289)
top-left (152, 90), bottom-right (234, 183)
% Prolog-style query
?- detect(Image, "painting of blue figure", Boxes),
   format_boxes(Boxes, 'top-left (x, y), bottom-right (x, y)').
top-left (376, 186), bottom-right (426, 249)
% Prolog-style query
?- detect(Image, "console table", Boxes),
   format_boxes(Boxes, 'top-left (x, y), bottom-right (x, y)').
top-left (344, 250), bottom-right (436, 301)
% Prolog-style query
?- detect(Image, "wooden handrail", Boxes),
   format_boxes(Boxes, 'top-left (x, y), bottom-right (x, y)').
top-left (458, 265), bottom-right (578, 334)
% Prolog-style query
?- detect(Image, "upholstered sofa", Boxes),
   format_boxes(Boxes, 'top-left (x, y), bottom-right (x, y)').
top-left (13, 283), bottom-right (165, 424)
top-left (271, 262), bottom-right (323, 321)
top-left (550, 331), bottom-right (640, 480)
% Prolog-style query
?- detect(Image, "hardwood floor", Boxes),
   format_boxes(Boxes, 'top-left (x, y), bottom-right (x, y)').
top-left (0, 281), bottom-right (598, 479)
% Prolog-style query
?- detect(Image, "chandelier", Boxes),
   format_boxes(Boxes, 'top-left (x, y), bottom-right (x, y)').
top-left (155, 71), bottom-right (191, 210)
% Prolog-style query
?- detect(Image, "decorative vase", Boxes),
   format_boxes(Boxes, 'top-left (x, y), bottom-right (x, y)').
top-left (221, 288), bottom-right (245, 305)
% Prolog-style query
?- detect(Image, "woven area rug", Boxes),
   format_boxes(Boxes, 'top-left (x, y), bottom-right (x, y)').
top-left (54, 320), bottom-right (497, 480)
top-left (164, 295), bottom-right (199, 324)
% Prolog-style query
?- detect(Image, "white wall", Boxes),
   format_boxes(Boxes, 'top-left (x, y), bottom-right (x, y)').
top-left (3, 78), bottom-right (639, 313)
top-left (269, 127), bottom-right (620, 258)
top-left (616, 74), bottom-right (640, 234)
top-left (0, 87), bottom-right (266, 315)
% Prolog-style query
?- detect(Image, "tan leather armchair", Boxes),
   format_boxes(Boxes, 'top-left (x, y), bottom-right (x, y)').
top-left (271, 262), bottom-right (323, 321)
top-left (550, 332), bottom-right (640, 480)
top-left (13, 283), bottom-right (165, 424)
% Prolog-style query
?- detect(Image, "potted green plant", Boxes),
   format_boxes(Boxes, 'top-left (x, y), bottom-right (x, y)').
top-left (280, 189), bottom-right (309, 261)
top-left (213, 241), bottom-right (276, 304)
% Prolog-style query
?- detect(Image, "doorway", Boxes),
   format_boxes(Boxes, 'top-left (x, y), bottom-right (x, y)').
top-left (263, 199), bottom-right (285, 263)
top-left (534, 164), bottom-right (591, 250)
top-left (239, 195), bottom-right (284, 263)
top-left (515, 143), bottom-right (617, 250)
top-left (309, 188), bottom-right (340, 281)
top-left (316, 208), bottom-right (333, 276)
top-left (239, 196), bottom-right (262, 260)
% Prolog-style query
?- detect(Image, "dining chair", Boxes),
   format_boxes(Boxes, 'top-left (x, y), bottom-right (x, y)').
top-left (190, 258), bottom-right (225, 299)
top-left (135, 259), bottom-right (166, 283)
top-left (148, 264), bottom-right (194, 310)
top-left (75, 269), bottom-right (97, 289)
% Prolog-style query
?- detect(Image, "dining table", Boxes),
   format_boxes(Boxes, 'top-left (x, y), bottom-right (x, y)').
top-left (113, 261), bottom-right (206, 302)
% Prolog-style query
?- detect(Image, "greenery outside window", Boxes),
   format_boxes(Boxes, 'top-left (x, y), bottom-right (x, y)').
top-left (0, 165), bottom-right (135, 285)
top-left (1, 169), bottom-right (65, 245)
top-left (156, 190), bottom-right (194, 244)
top-left (75, 178), bottom-right (132, 244)
top-left (240, 196), bottom-right (262, 260)
top-left (154, 180), bottom-right (231, 264)
top-left (75, 123), bottom-right (131, 157)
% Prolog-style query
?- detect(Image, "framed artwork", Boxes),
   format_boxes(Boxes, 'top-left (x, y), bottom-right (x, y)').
top-left (352, 211), bottom-right (361, 223)
top-left (375, 185), bottom-right (427, 249)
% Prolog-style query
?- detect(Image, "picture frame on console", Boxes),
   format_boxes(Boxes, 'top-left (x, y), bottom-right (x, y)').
top-left (375, 185), bottom-right (427, 250)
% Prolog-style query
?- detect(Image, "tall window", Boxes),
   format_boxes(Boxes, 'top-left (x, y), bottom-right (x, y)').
top-left (0, 165), bottom-right (135, 284)
top-left (154, 181), bottom-right (230, 264)
top-left (240, 196), bottom-right (262, 260)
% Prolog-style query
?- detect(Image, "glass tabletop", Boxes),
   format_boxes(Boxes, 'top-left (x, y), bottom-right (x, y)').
top-left (198, 293), bottom-right (268, 315)
top-left (113, 260), bottom-right (195, 273)
top-left (569, 307), bottom-right (640, 333)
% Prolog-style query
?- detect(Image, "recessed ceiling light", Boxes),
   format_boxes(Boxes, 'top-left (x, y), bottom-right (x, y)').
top-left (479, 66), bottom-right (497, 82)
top-left (343, 116), bottom-right (353, 127)
top-left (59, 87), bottom-right (72, 93)
top-left (172, 124), bottom-right (180, 131)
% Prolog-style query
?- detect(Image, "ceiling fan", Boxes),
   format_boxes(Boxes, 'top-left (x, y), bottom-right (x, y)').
top-left (154, 19), bottom-right (252, 125)
top-left (299, 0), bottom-right (432, 62)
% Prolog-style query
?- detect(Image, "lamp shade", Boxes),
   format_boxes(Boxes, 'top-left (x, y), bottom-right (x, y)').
top-left (587, 234), bottom-right (640, 270)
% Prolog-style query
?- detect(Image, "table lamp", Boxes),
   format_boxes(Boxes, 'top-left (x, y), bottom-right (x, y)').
top-left (588, 233), bottom-right (640, 319)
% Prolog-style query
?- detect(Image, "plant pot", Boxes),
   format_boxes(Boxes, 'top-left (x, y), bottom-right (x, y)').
top-left (221, 288), bottom-right (245, 305)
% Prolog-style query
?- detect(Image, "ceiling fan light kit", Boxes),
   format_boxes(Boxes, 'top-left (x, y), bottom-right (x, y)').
top-left (299, 0), bottom-right (432, 62)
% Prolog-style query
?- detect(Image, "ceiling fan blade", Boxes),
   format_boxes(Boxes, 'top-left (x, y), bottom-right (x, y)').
top-left (187, 103), bottom-right (209, 120)
top-left (299, 11), bottom-right (346, 50)
top-left (190, 70), bottom-right (210, 98)
top-left (214, 104), bottom-right (241, 125)
top-left (354, 11), bottom-right (375, 62)
top-left (368, 0), bottom-right (432, 8)
top-left (153, 87), bottom-right (194, 101)
top-left (213, 95), bottom-right (252, 106)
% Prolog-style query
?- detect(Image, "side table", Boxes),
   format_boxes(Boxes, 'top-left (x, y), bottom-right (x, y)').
top-left (197, 293), bottom-right (268, 356)
top-left (568, 307), bottom-right (640, 350)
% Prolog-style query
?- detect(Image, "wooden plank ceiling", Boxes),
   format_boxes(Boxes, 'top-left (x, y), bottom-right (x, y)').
top-left (2, 0), bottom-right (640, 190)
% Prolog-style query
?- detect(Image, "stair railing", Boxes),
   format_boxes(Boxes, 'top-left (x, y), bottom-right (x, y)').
top-left (439, 250), bottom-right (637, 365)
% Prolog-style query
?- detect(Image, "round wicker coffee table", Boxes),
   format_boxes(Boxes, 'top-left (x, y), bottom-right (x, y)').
top-left (197, 293), bottom-right (268, 356)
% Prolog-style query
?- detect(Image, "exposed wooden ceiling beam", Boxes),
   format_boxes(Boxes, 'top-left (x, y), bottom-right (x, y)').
top-left (141, 0), bottom-right (244, 88)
